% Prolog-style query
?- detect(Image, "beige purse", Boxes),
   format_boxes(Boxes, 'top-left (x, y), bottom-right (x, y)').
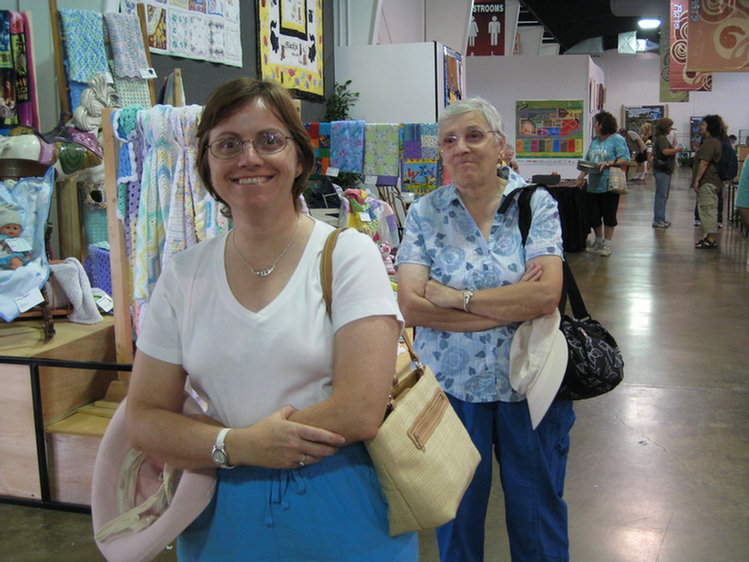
top-left (321, 228), bottom-right (481, 536)
top-left (607, 165), bottom-right (629, 194)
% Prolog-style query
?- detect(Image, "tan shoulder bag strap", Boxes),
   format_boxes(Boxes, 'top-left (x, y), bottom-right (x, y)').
top-left (320, 227), bottom-right (348, 317)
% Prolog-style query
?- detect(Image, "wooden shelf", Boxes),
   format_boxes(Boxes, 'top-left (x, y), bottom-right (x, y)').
top-left (46, 411), bottom-right (112, 437)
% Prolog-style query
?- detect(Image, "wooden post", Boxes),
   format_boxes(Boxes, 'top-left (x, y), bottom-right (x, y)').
top-left (101, 108), bottom-right (134, 368)
top-left (55, 178), bottom-right (83, 260)
top-left (173, 68), bottom-right (184, 107)
top-left (136, 3), bottom-right (157, 107)
top-left (48, 0), bottom-right (69, 117)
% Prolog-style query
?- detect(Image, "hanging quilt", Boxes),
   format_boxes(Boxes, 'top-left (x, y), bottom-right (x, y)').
top-left (330, 120), bottom-right (365, 173)
top-left (120, 0), bottom-right (242, 68)
top-left (363, 123), bottom-right (400, 180)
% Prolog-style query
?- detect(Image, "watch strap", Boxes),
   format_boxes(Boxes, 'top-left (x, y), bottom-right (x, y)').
top-left (213, 427), bottom-right (234, 468)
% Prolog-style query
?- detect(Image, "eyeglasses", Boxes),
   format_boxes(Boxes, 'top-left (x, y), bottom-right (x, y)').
top-left (206, 130), bottom-right (293, 159)
top-left (439, 129), bottom-right (499, 150)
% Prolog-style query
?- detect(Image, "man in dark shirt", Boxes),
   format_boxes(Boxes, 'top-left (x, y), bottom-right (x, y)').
top-left (692, 114), bottom-right (723, 248)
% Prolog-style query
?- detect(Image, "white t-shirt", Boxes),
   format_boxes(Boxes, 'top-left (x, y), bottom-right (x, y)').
top-left (136, 219), bottom-right (402, 428)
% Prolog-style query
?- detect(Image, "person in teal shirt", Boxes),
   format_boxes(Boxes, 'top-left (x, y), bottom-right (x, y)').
top-left (574, 111), bottom-right (631, 257)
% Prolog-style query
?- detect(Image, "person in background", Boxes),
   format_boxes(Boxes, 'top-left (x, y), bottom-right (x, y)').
top-left (736, 157), bottom-right (749, 230)
top-left (500, 144), bottom-right (520, 173)
top-left (396, 97), bottom-right (573, 562)
top-left (694, 121), bottom-right (733, 228)
top-left (651, 118), bottom-right (684, 228)
top-left (620, 127), bottom-right (647, 181)
top-left (574, 111), bottom-right (631, 257)
top-left (126, 78), bottom-right (417, 561)
top-left (692, 114), bottom-right (723, 249)
top-left (638, 122), bottom-right (654, 181)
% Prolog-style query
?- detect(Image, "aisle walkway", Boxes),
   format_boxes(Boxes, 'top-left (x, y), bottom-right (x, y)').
top-left (2, 168), bottom-right (748, 562)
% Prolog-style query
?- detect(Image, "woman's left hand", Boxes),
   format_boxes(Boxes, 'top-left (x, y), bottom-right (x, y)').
top-left (424, 279), bottom-right (461, 310)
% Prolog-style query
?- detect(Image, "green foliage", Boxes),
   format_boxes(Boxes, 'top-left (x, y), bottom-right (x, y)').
top-left (335, 171), bottom-right (363, 192)
top-left (324, 80), bottom-right (360, 122)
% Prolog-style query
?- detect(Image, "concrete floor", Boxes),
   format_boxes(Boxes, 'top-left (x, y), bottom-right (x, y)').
top-left (2, 167), bottom-right (748, 561)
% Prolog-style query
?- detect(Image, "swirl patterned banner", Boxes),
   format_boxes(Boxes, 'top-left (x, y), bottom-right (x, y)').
top-left (687, 0), bottom-right (749, 72)
top-left (659, 26), bottom-right (689, 102)
top-left (669, 0), bottom-right (713, 91)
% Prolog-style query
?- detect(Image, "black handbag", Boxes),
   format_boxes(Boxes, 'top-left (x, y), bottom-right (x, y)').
top-left (557, 260), bottom-right (624, 400)
top-left (500, 185), bottom-right (625, 400)
top-left (652, 138), bottom-right (670, 171)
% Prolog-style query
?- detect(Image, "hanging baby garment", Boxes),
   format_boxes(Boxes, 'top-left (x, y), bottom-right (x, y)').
top-left (0, 167), bottom-right (54, 321)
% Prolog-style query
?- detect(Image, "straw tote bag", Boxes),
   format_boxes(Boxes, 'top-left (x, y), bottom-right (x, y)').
top-left (320, 228), bottom-right (481, 536)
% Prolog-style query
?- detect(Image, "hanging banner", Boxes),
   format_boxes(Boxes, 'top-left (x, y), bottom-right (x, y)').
top-left (659, 27), bottom-right (689, 102)
top-left (669, 0), bottom-right (712, 91)
top-left (467, 1), bottom-right (505, 56)
top-left (686, 0), bottom-right (749, 72)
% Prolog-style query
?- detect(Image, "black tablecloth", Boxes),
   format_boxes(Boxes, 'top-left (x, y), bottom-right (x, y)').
top-left (546, 181), bottom-right (587, 253)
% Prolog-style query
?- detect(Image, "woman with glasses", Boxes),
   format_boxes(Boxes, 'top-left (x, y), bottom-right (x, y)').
top-left (396, 97), bottom-right (574, 562)
top-left (126, 78), bottom-right (417, 561)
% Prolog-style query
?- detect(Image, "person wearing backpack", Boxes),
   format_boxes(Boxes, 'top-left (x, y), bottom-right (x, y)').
top-left (692, 115), bottom-right (724, 249)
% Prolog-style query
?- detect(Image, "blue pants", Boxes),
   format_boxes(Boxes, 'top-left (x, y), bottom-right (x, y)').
top-left (178, 443), bottom-right (417, 561)
top-left (436, 397), bottom-right (575, 562)
top-left (653, 169), bottom-right (672, 223)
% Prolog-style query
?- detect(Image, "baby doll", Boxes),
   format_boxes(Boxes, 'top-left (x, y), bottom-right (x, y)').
top-left (0, 205), bottom-right (30, 270)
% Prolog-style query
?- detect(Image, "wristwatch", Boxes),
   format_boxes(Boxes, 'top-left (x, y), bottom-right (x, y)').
top-left (211, 427), bottom-right (235, 469)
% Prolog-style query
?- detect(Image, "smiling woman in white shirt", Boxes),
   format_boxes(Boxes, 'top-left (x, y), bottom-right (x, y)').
top-left (126, 78), bottom-right (417, 561)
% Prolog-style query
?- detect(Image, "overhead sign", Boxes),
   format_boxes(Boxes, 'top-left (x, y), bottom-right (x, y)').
top-left (467, 1), bottom-right (505, 56)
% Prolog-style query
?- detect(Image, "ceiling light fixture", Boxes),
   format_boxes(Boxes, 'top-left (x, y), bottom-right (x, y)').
top-left (638, 18), bottom-right (661, 29)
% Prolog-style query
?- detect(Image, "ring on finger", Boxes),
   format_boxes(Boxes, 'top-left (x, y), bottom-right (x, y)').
top-left (298, 454), bottom-right (307, 467)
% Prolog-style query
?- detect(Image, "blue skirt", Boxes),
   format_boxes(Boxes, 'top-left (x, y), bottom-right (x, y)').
top-left (177, 442), bottom-right (418, 561)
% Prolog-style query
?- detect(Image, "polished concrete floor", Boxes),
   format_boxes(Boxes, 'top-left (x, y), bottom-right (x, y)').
top-left (3, 167), bottom-right (748, 561)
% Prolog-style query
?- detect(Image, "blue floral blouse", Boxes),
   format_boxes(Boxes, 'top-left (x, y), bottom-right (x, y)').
top-left (395, 174), bottom-right (564, 403)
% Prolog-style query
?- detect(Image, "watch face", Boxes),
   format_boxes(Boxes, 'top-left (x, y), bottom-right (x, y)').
top-left (212, 448), bottom-right (227, 465)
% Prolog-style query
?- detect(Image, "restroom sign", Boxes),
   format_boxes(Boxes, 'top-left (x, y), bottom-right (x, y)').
top-left (467, 1), bottom-right (505, 56)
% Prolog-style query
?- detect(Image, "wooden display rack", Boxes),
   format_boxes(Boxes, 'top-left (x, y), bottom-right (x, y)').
top-left (0, 317), bottom-right (130, 506)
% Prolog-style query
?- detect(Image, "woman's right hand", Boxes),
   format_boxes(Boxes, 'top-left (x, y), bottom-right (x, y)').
top-left (229, 405), bottom-right (346, 469)
top-left (520, 261), bottom-right (543, 283)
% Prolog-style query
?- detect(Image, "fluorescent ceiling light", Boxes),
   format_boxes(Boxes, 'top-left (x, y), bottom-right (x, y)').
top-left (638, 18), bottom-right (661, 29)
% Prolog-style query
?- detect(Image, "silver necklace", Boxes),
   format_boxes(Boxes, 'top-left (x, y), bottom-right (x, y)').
top-left (232, 215), bottom-right (301, 278)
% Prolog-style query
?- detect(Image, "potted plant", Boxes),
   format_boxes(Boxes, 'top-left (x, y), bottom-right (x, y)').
top-left (324, 80), bottom-right (360, 121)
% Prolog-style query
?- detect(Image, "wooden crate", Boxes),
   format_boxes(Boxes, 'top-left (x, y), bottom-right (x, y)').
top-left (46, 412), bottom-right (112, 505)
